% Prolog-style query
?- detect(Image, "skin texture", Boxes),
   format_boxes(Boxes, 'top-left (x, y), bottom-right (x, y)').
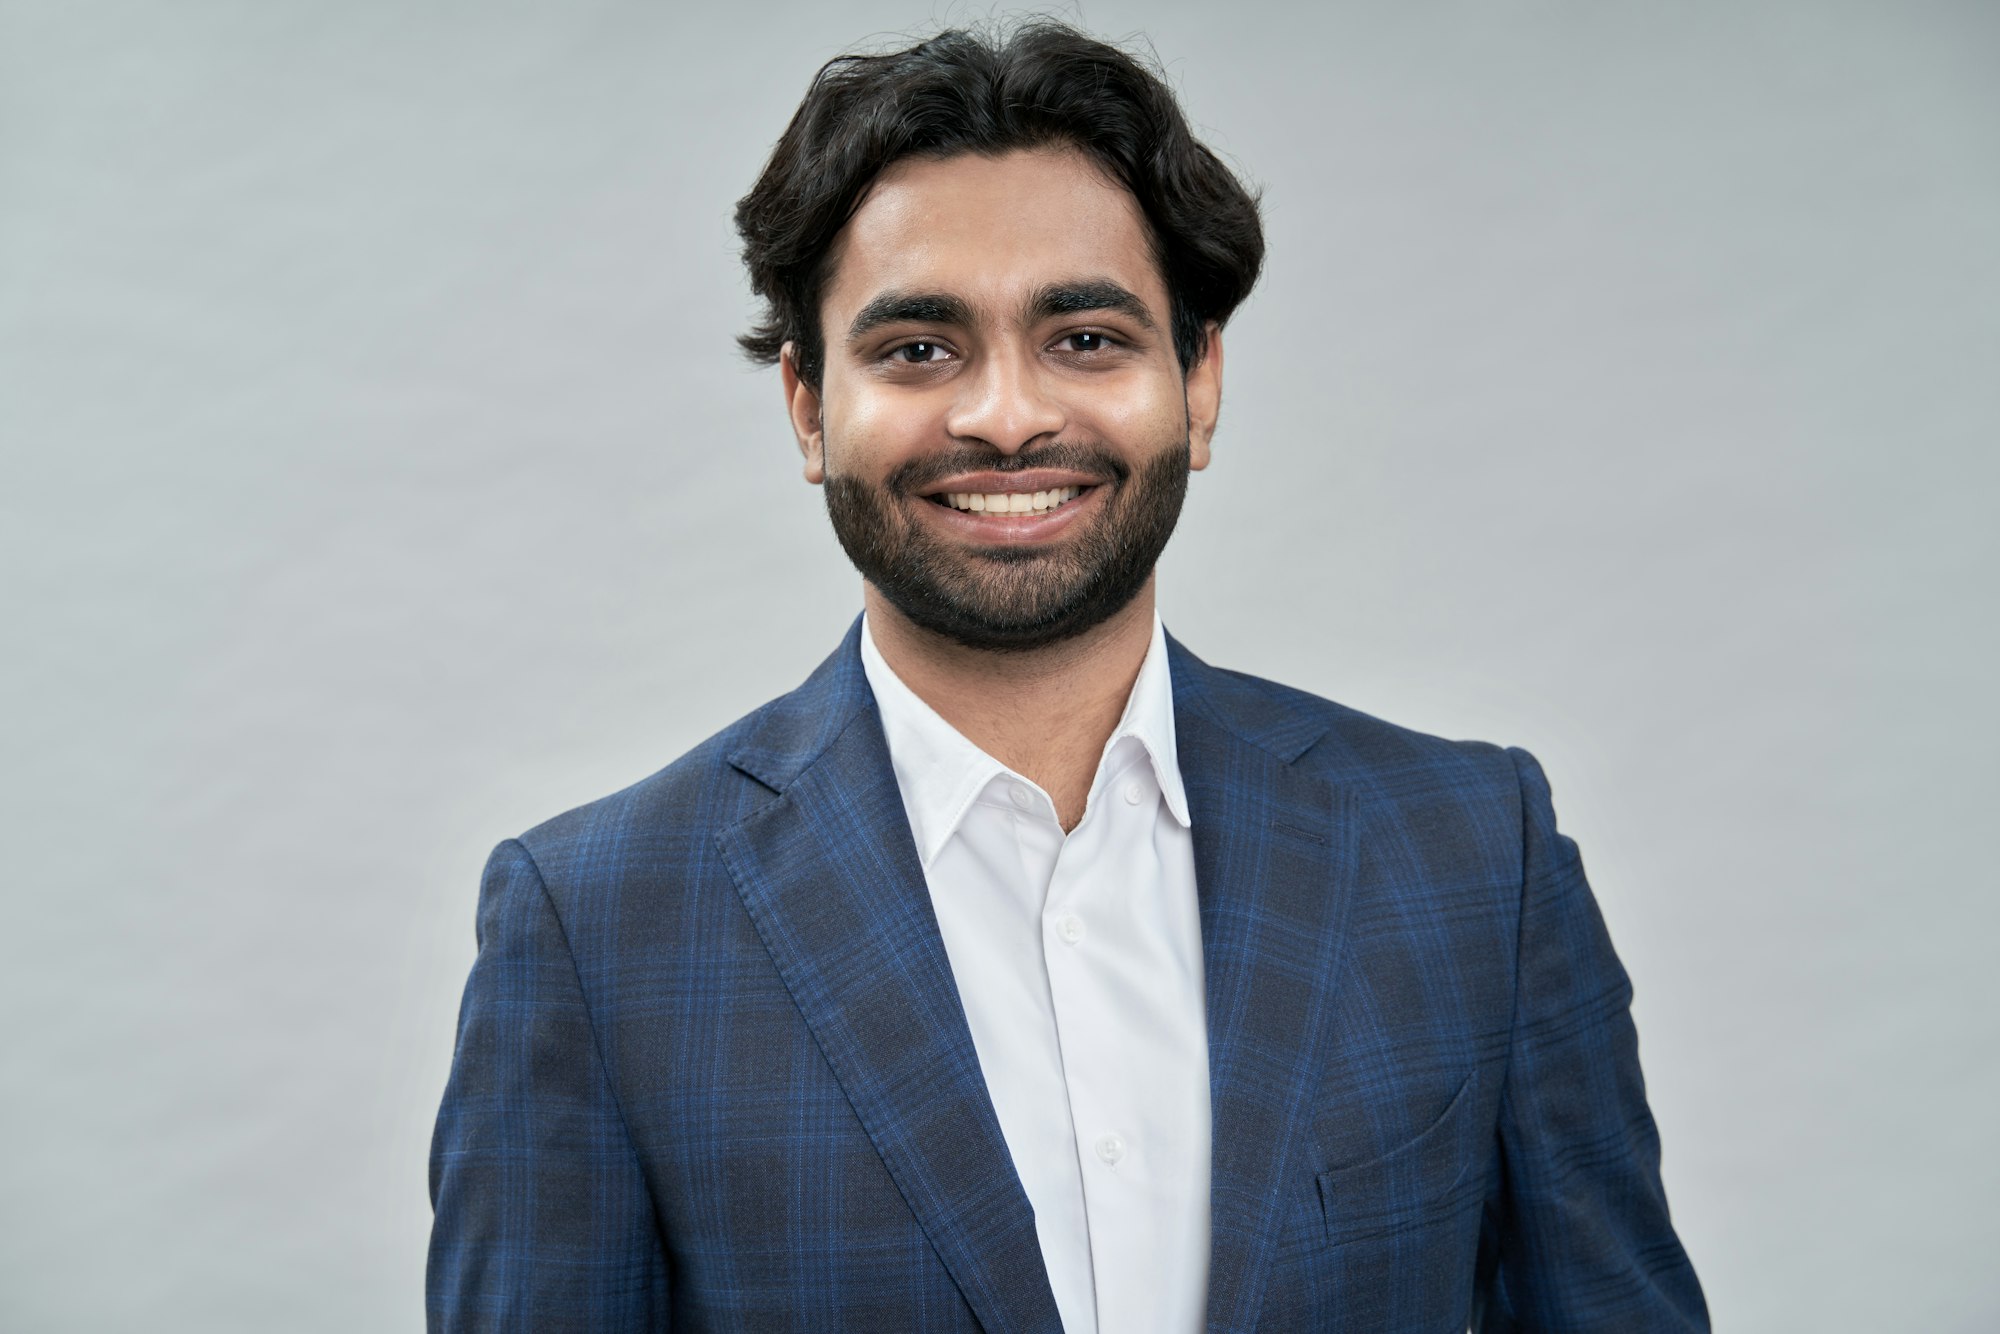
top-left (781, 147), bottom-right (1223, 829)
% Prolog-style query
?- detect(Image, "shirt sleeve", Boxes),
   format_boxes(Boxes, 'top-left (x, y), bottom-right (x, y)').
top-left (1473, 748), bottom-right (1709, 1332)
top-left (427, 839), bottom-right (671, 1332)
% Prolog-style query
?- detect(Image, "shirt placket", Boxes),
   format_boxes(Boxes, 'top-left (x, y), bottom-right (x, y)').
top-left (1038, 750), bottom-right (1154, 1333)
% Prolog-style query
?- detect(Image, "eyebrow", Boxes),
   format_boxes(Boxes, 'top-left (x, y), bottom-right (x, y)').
top-left (843, 278), bottom-right (1159, 345)
top-left (1026, 280), bottom-right (1157, 331)
top-left (846, 292), bottom-right (978, 344)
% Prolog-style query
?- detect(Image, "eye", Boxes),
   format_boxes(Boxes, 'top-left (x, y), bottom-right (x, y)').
top-left (888, 340), bottom-right (953, 364)
top-left (1056, 331), bottom-right (1118, 354)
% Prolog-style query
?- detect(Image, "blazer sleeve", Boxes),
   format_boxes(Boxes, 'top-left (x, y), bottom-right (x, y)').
top-left (1473, 749), bottom-right (1709, 1332)
top-left (427, 839), bottom-right (671, 1332)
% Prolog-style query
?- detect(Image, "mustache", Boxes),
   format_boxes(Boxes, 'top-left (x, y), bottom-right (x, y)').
top-left (884, 443), bottom-right (1130, 494)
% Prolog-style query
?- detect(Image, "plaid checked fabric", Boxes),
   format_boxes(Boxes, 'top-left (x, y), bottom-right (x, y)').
top-left (427, 619), bottom-right (1707, 1331)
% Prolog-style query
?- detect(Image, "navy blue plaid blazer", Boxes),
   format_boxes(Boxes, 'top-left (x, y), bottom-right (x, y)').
top-left (428, 621), bottom-right (1707, 1331)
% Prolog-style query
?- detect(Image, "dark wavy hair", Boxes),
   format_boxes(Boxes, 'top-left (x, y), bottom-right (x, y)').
top-left (734, 22), bottom-right (1265, 388)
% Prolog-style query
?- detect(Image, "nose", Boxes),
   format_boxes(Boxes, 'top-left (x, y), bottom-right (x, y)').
top-left (943, 343), bottom-right (1066, 455)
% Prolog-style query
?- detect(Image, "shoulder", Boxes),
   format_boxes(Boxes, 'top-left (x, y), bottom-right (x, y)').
top-left (1169, 640), bottom-right (1528, 806)
top-left (505, 622), bottom-right (874, 889)
top-left (1174, 646), bottom-right (1546, 910)
top-left (1168, 643), bottom-right (1547, 894)
top-left (510, 719), bottom-right (763, 878)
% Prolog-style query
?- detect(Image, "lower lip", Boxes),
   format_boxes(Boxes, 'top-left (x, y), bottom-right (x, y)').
top-left (916, 486), bottom-right (1104, 543)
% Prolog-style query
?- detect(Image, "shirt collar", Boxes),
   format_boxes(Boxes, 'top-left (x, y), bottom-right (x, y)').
top-left (859, 613), bottom-right (1192, 870)
top-left (1108, 614), bottom-right (1192, 830)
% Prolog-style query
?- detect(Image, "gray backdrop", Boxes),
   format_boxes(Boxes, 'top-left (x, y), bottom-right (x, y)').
top-left (4, 1), bottom-right (1995, 1329)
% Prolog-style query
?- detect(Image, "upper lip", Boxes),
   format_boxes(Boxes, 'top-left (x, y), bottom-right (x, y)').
top-left (915, 469), bottom-right (1102, 497)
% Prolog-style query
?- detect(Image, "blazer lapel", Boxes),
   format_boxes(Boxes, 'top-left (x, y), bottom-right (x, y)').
top-left (1171, 640), bottom-right (1360, 1333)
top-left (715, 623), bottom-right (1063, 1334)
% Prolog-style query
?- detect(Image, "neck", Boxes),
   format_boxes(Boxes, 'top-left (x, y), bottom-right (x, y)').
top-left (864, 582), bottom-right (1158, 832)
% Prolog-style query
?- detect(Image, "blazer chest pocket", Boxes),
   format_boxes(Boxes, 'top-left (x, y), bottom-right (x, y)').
top-left (1314, 1069), bottom-right (1483, 1246)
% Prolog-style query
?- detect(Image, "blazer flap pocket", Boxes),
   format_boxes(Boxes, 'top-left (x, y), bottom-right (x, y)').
top-left (1315, 1068), bottom-right (1482, 1244)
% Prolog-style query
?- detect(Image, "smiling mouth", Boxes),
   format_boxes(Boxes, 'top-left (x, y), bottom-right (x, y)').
top-left (927, 485), bottom-right (1088, 515)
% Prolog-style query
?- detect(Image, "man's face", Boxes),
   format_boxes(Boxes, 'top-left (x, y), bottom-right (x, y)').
top-left (782, 147), bottom-right (1222, 652)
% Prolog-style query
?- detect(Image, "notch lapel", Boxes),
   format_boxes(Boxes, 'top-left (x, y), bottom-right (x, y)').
top-left (1172, 643), bottom-right (1359, 1333)
top-left (715, 635), bottom-right (1062, 1334)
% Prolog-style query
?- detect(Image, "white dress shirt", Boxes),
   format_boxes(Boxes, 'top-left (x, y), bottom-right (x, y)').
top-left (860, 614), bottom-right (1210, 1334)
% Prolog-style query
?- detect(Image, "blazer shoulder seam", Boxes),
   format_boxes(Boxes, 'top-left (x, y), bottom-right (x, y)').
top-left (1496, 746), bottom-right (1539, 1118)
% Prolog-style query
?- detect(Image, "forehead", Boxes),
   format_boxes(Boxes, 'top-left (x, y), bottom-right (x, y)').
top-left (821, 147), bottom-right (1167, 327)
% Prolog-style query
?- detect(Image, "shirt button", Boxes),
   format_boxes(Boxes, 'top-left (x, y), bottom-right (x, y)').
top-left (1008, 784), bottom-right (1033, 810)
top-left (1095, 1133), bottom-right (1125, 1166)
top-left (1123, 780), bottom-right (1144, 805)
top-left (1055, 914), bottom-right (1087, 945)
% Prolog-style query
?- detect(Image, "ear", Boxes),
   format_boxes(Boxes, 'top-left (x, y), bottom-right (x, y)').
top-left (1184, 322), bottom-right (1223, 472)
top-left (779, 342), bottom-right (826, 485)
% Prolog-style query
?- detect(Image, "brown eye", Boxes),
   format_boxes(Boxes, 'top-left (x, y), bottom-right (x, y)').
top-left (893, 341), bottom-right (945, 363)
top-left (1062, 332), bottom-right (1113, 353)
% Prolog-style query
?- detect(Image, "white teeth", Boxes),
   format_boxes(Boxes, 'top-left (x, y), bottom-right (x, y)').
top-left (941, 485), bottom-right (1084, 513)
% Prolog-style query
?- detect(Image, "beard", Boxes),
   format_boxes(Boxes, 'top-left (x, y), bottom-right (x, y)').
top-left (822, 435), bottom-right (1191, 653)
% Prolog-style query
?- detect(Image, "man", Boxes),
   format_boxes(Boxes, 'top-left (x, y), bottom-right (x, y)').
top-left (427, 22), bottom-right (1707, 1333)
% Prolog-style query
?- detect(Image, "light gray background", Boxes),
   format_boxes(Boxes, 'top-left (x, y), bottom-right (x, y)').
top-left (4, 1), bottom-right (1995, 1329)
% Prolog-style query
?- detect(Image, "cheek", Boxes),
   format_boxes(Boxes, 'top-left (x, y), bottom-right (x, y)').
top-left (823, 386), bottom-right (935, 477)
top-left (1069, 373), bottom-right (1186, 446)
